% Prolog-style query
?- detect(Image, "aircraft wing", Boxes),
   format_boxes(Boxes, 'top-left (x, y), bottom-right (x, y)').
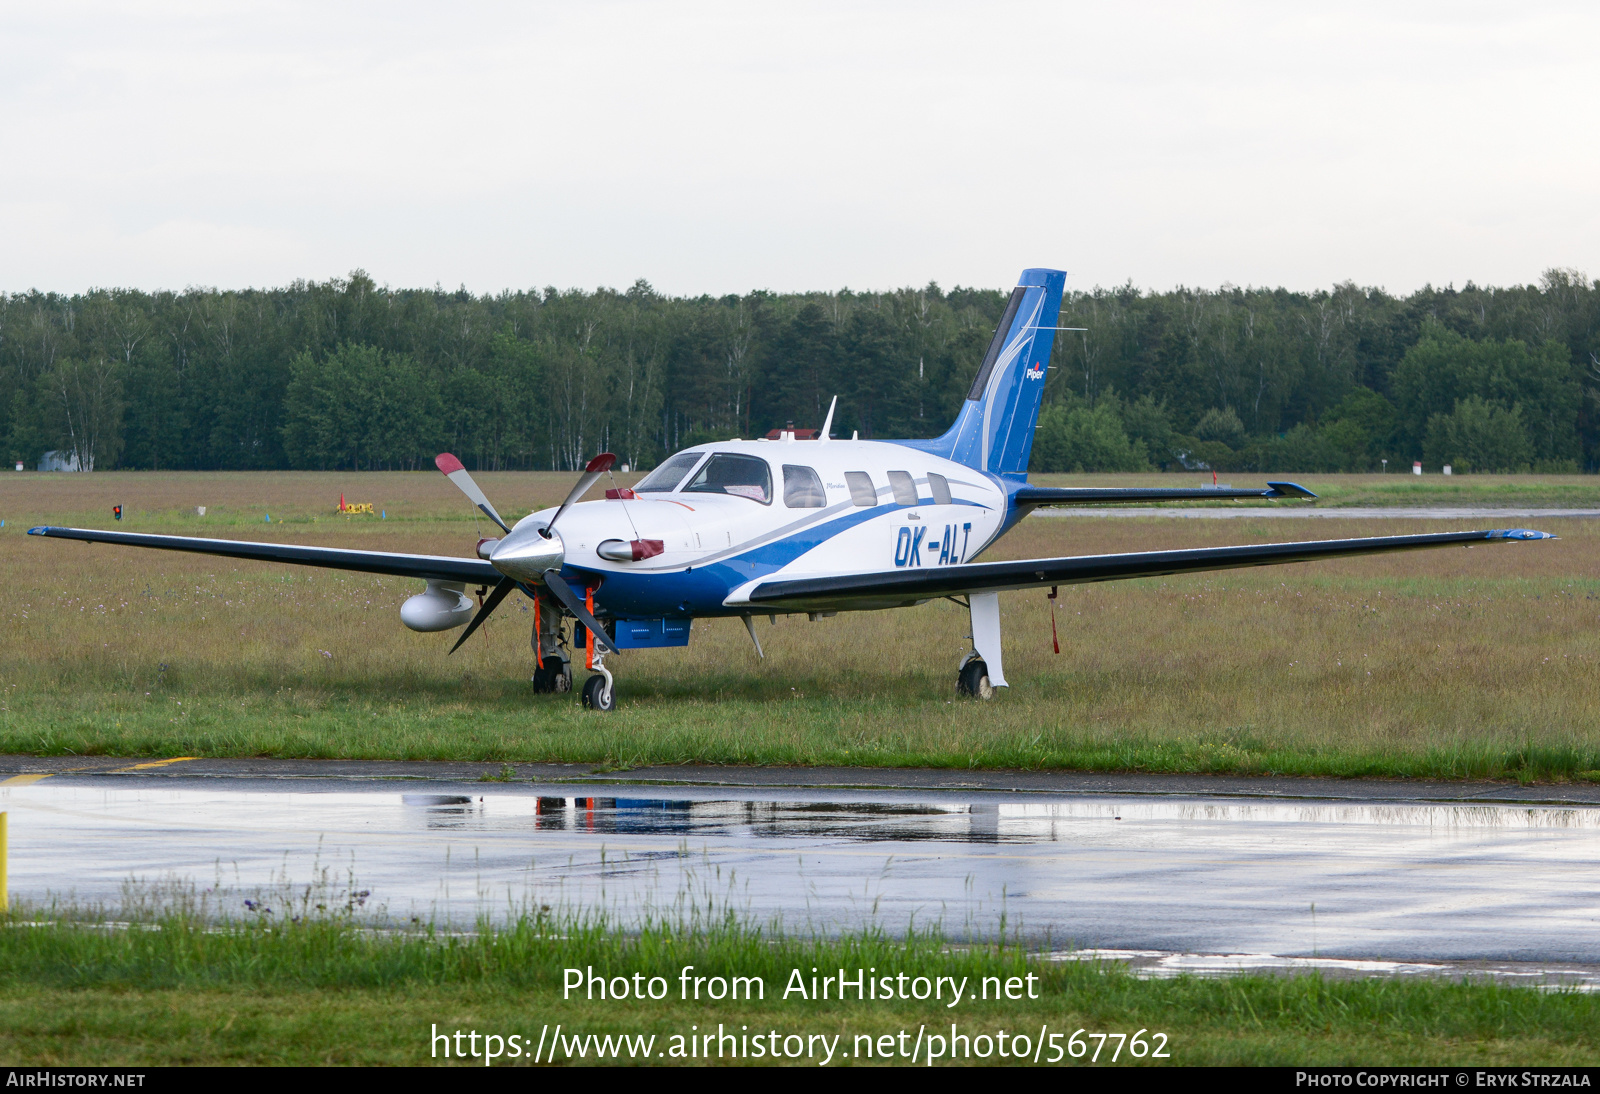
top-left (1013, 481), bottom-right (1316, 506)
top-left (27, 526), bottom-right (501, 585)
top-left (741, 528), bottom-right (1554, 612)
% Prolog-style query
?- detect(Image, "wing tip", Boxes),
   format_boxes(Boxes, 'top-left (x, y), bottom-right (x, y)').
top-left (1264, 481), bottom-right (1317, 499)
top-left (26, 526), bottom-right (49, 536)
top-left (1488, 528), bottom-right (1557, 540)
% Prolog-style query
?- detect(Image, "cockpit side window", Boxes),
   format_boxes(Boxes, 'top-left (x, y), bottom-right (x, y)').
top-left (635, 451), bottom-right (705, 493)
top-left (782, 464), bottom-right (826, 508)
top-left (844, 471), bottom-right (877, 507)
top-left (887, 470), bottom-right (917, 507)
top-left (927, 472), bottom-right (952, 506)
top-left (683, 453), bottom-right (773, 504)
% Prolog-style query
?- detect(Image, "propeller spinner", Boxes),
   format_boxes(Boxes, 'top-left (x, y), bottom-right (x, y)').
top-left (432, 452), bottom-right (616, 653)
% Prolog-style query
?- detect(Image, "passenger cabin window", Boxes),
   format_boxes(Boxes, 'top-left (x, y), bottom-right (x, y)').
top-left (844, 471), bottom-right (877, 507)
top-left (782, 464), bottom-right (826, 508)
top-left (927, 472), bottom-right (952, 506)
top-left (684, 453), bottom-right (773, 504)
top-left (887, 470), bottom-right (917, 507)
top-left (635, 451), bottom-right (704, 492)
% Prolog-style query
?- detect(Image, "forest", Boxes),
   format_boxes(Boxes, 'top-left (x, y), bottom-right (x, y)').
top-left (2, 268), bottom-right (1596, 475)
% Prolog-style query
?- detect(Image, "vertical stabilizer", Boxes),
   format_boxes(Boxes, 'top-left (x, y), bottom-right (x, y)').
top-left (915, 268), bottom-right (1065, 478)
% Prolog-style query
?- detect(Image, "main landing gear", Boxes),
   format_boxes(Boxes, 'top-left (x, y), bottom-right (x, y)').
top-left (530, 604), bottom-right (572, 695)
top-left (531, 659), bottom-right (571, 693)
top-left (957, 651), bottom-right (995, 700)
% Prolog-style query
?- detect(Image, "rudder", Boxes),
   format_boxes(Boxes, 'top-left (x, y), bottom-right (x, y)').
top-left (921, 268), bottom-right (1065, 478)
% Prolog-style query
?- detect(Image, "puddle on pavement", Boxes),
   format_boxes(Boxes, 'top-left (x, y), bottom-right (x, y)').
top-left (4, 780), bottom-right (1598, 958)
top-left (1052, 950), bottom-right (1600, 992)
top-left (395, 792), bottom-right (1600, 841)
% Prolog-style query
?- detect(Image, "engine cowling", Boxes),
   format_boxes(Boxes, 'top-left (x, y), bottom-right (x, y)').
top-left (597, 538), bottom-right (665, 562)
top-left (400, 581), bottom-right (474, 632)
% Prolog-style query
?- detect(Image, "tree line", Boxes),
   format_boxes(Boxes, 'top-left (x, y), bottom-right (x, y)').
top-left (2, 269), bottom-right (1596, 475)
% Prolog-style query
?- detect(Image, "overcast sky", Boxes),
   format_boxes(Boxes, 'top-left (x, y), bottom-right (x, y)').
top-left (2, 1), bottom-right (1596, 296)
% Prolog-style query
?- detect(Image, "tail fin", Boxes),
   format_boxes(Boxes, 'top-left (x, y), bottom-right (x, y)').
top-left (927, 268), bottom-right (1065, 478)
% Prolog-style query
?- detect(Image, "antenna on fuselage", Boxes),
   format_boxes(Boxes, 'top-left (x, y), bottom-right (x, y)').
top-left (819, 396), bottom-right (837, 444)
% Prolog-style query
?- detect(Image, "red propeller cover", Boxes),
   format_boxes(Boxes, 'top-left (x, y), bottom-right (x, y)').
top-left (585, 453), bottom-right (617, 473)
top-left (435, 453), bottom-right (465, 475)
top-left (605, 488), bottom-right (637, 500)
top-left (631, 539), bottom-right (664, 561)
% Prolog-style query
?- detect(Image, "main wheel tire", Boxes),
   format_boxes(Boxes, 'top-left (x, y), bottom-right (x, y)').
top-left (581, 673), bottom-right (615, 712)
top-left (957, 659), bottom-right (994, 700)
top-left (530, 664), bottom-right (556, 693)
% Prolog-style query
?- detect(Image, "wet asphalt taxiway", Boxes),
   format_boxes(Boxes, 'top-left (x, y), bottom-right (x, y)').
top-left (2, 757), bottom-right (1597, 978)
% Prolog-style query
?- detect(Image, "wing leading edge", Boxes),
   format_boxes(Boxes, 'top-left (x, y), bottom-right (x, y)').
top-left (27, 526), bottom-right (501, 585)
top-left (742, 529), bottom-right (1555, 611)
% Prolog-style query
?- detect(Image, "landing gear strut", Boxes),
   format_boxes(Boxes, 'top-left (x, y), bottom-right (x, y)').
top-left (581, 644), bottom-right (615, 712)
top-left (530, 599), bottom-right (572, 694)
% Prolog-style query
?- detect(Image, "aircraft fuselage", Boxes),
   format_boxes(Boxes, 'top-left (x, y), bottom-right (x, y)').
top-left (497, 438), bottom-right (1011, 620)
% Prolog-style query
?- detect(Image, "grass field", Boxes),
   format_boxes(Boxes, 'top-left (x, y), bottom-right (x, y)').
top-left (1, 471), bottom-right (1597, 780)
top-left (3, 895), bottom-right (1595, 1066)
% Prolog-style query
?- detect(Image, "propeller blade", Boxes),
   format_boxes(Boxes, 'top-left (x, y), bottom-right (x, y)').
top-left (435, 453), bottom-right (511, 534)
top-left (447, 576), bottom-right (517, 654)
top-left (546, 453), bottom-right (616, 534)
top-left (541, 570), bottom-right (617, 654)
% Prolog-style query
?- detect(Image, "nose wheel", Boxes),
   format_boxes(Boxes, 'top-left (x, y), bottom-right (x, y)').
top-left (581, 671), bottom-right (615, 711)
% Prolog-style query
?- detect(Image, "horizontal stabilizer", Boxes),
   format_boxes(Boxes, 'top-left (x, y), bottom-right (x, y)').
top-left (1014, 481), bottom-right (1317, 506)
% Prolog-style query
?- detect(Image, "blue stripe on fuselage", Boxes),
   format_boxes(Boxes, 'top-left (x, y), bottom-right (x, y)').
top-left (576, 492), bottom-right (997, 618)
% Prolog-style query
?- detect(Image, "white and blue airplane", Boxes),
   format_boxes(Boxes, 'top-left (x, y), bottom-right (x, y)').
top-left (31, 268), bottom-right (1554, 711)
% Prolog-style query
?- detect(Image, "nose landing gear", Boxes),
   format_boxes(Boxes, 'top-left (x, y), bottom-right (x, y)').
top-left (580, 638), bottom-right (616, 711)
top-left (581, 668), bottom-right (615, 711)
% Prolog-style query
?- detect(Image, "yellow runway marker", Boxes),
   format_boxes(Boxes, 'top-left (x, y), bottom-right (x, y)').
top-left (110, 757), bottom-right (198, 773)
top-left (0, 774), bottom-right (51, 786)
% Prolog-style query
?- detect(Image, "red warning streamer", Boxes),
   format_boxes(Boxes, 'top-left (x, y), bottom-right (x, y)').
top-left (585, 586), bottom-right (596, 670)
top-left (1048, 586), bottom-right (1061, 654)
top-left (533, 597), bottom-right (543, 670)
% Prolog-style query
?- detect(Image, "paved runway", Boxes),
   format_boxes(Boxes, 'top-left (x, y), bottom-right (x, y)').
top-left (4, 760), bottom-right (1597, 970)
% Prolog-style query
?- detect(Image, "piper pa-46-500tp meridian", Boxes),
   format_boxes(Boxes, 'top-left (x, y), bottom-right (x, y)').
top-left (30, 268), bottom-right (1555, 711)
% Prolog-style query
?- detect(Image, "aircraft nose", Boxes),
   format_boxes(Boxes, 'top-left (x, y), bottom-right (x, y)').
top-left (489, 525), bottom-right (564, 584)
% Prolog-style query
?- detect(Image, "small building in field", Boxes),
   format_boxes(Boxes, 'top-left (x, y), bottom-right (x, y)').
top-left (37, 450), bottom-right (82, 472)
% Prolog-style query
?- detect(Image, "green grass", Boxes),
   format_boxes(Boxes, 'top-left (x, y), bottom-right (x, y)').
top-left (3, 473), bottom-right (1598, 781)
top-left (2, 895), bottom-right (1595, 1066)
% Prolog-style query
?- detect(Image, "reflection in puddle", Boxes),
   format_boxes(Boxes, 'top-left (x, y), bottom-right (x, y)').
top-left (403, 796), bottom-right (999, 840)
top-left (4, 779), bottom-right (1598, 958)
top-left (398, 794), bottom-right (1600, 844)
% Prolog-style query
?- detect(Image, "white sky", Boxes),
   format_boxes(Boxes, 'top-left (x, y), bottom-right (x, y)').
top-left (2, 1), bottom-right (1596, 296)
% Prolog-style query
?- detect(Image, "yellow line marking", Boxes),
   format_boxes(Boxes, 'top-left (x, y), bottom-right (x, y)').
top-left (0, 774), bottom-right (51, 786)
top-left (110, 757), bottom-right (198, 773)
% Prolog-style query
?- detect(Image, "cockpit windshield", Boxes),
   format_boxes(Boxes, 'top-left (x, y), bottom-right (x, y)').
top-left (683, 453), bottom-right (773, 504)
top-left (634, 451), bottom-right (705, 493)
